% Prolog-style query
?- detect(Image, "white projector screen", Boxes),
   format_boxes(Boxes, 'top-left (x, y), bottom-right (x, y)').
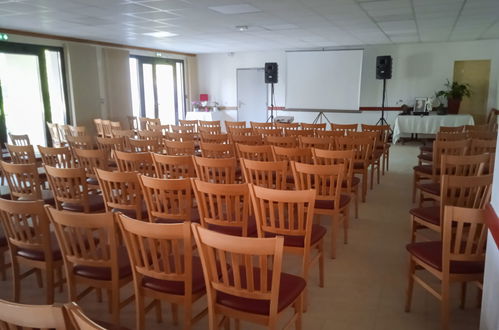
top-left (285, 49), bottom-right (363, 111)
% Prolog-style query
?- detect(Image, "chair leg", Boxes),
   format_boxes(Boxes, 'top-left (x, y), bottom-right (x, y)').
top-left (460, 282), bottom-right (467, 310)
top-left (0, 251), bottom-right (6, 281)
top-left (96, 288), bottom-right (103, 302)
top-left (318, 240), bottom-right (324, 288)
top-left (208, 308), bottom-right (217, 330)
top-left (155, 300), bottom-right (162, 323)
top-left (136, 294), bottom-right (145, 330)
top-left (35, 269), bottom-right (43, 288)
top-left (294, 294), bottom-right (303, 330)
top-left (171, 303), bottom-right (179, 325)
top-left (184, 302), bottom-right (192, 330)
top-left (12, 260), bottom-right (20, 302)
top-left (412, 172), bottom-right (418, 203)
top-left (45, 268), bottom-right (54, 304)
top-left (370, 164), bottom-right (374, 190)
top-left (381, 153), bottom-right (386, 175)
top-left (362, 170), bottom-right (367, 203)
top-left (410, 215), bottom-right (418, 243)
top-left (330, 214), bottom-right (338, 259)
top-left (376, 161), bottom-right (380, 184)
top-left (354, 189), bottom-right (359, 219)
top-left (441, 279), bottom-right (451, 330)
top-left (405, 258), bottom-right (416, 312)
top-left (111, 284), bottom-right (120, 326)
top-left (386, 150), bottom-right (390, 172)
top-left (343, 207), bottom-right (349, 244)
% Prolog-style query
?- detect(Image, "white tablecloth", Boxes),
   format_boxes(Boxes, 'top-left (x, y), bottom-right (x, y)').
top-left (392, 114), bottom-right (474, 144)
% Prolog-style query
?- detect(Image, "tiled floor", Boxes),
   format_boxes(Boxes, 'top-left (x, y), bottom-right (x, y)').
top-left (0, 143), bottom-right (481, 330)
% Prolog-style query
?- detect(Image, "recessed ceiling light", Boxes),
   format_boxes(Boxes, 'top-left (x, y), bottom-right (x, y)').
top-left (143, 31), bottom-right (177, 38)
top-left (236, 25), bottom-right (248, 31)
top-left (209, 4), bottom-right (261, 15)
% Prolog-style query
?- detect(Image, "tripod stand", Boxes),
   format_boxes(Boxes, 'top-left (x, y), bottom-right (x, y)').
top-left (266, 83), bottom-right (275, 123)
top-left (376, 78), bottom-right (390, 126)
top-left (313, 111), bottom-right (331, 124)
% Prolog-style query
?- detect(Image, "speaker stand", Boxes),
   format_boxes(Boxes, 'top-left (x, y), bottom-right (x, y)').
top-left (266, 83), bottom-right (275, 123)
top-left (376, 78), bottom-right (392, 132)
top-left (312, 111), bottom-right (331, 125)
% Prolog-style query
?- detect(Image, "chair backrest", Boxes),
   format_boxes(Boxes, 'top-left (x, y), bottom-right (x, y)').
top-left (139, 117), bottom-right (161, 130)
top-left (468, 131), bottom-right (497, 140)
top-left (442, 206), bottom-right (487, 273)
top-left (241, 159), bottom-right (288, 190)
top-left (47, 122), bottom-right (62, 146)
top-left (469, 138), bottom-right (496, 155)
top-left (193, 156), bottom-right (237, 184)
top-left (166, 132), bottom-right (197, 142)
top-left (74, 148), bottom-right (109, 183)
top-left (129, 138), bottom-right (163, 153)
top-left (6, 144), bottom-right (36, 164)
top-left (301, 123), bottom-right (326, 131)
top-left (250, 122), bottom-right (274, 130)
top-left (436, 132), bottom-right (468, 141)
top-left (432, 139), bottom-right (470, 174)
top-left (110, 121), bottom-right (122, 131)
top-left (191, 179), bottom-right (252, 236)
top-left (361, 124), bottom-right (389, 146)
top-left (0, 299), bottom-right (67, 329)
top-left (225, 121), bottom-right (246, 132)
top-left (8, 133), bottom-right (30, 146)
top-left (291, 161), bottom-right (344, 202)
top-left (150, 124), bottom-right (170, 135)
top-left (249, 184), bottom-right (316, 239)
top-left (138, 176), bottom-right (193, 223)
top-left (96, 136), bottom-right (126, 160)
top-left (200, 132), bottom-right (229, 144)
top-left (114, 151), bottom-right (155, 177)
top-left (440, 154), bottom-right (488, 177)
top-left (264, 135), bottom-right (298, 148)
top-left (236, 143), bottom-right (273, 161)
top-left (164, 140), bottom-right (196, 156)
top-left (298, 136), bottom-right (333, 150)
top-left (1, 161), bottom-right (44, 200)
top-left (199, 126), bottom-right (222, 136)
top-left (44, 165), bottom-right (91, 211)
top-left (152, 154), bottom-right (196, 179)
top-left (112, 129), bottom-right (135, 139)
top-left (64, 302), bottom-right (106, 330)
top-left (439, 126), bottom-right (464, 133)
top-left (117, 214), bottom-right (195, 300)
top-left (101, 120), bottom-right (113, 138)
top-left (45, 206), bottom-right (120, 279)
top-left (66, 135), bottom-right (95, 150)
top-left (179, 119), bottom-right (199, 128)
top-left (271, 146), bottom-right (313, 164)
top-left (96, 169), bottom-right (145, 220)
top-left (191, 223), bottom-right (284, 318)
top-left (230, 134), bottom-right (263, 146)
top-left (275, 122), bottom-right (300, 131)
top-left (335, 137), bottom-right (372, 163)
top-left (38, 145), bottom-right (74, 168)
top-left (71, 126), bottom-right (87, 137)
top-left (199, 120), bottom-right (221, 129)
top-left (58, 124), bottom-right (73, 143)
top-left (0, 199), bottom-right (53, 263)
top-left (137, 130), bottom-right (163, 141)
top-left (316, 130), bottom-right (345, 138)
top-left (228, 127), bottom-right (254, 136)
top-left (200, 142), bottom-right (235, 158)
top-left (312, 148), bottom-right (355, 190)
top-left (284, 129), bottom-right (315, 137)
top-left (331, 123), bottom-right (358, 133)
top-left (171, 124), bottom-right (196, 134)
top-left (255, 128), bottom-right (282, 138)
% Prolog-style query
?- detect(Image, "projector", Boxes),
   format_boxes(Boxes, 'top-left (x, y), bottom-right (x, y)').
top-left (274, 116), bottom-right (294, 123)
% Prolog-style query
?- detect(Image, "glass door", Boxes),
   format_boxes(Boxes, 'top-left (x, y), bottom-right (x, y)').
top-left (0, 42), bottom-right (69, 146)
top-left (129, 56), bottom-right (185, 125)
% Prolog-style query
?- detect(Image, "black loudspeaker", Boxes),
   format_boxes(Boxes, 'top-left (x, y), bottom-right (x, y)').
top-left (265, 62), bottom-right (278, 84)
top-left (376, 55), bottom-right (392, 79)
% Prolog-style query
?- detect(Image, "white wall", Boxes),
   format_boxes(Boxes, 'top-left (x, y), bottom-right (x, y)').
top-left (197, 39), bottom-right (499, 126)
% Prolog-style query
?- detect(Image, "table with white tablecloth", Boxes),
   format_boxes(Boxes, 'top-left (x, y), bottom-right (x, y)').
top-left (392, 114), bottom-right (474, 144)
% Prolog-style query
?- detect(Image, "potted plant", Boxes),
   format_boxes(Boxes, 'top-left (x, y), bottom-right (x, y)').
top-left (435, 80), bottom-right (471, 114)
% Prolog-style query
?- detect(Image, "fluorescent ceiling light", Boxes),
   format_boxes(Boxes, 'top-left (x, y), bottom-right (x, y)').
top-left (143, 31), bottom-right (177, 37)
top-left (209, 4), bottom-right (261, 15)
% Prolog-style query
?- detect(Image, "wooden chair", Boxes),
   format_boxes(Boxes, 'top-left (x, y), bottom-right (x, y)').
top-left (179, 119), bottom-right (199, 129)
top-left (138, 175), bottom-right (199, 223)
top-left (193, 156), bottom-right (237, 184)
top-left (8, 133), bottom-right (30, 146)
top-left (199, 120), bottom-right (221, 129)
top-left (255, 128), bottom-right (282, 138)
top-left (59, 124), bottom-right (73, 144)
top-left (468, 130), bottom-right (497, 140)
top-left (249, 185), bottom-right (323, 311)
top-left (45, 206), bottom-right (133, 326)
top-left (47, 122), bottom-right (63, 147)
top-left (331, 123), bottom-right (357, 133)
top-left (301, 123), bottom-right (326, 131)
top-left (0, 299), bottom-right (67, 329)
top-left (0, 199), bottom-right (63, 303)
top-left (225, 120), bottom-right (246, 133)
top-left (275, 122), bottom-right (300, 132)
top-left (410, 174), bottom-right (492, 242)
top-left (348, 131), bottom-right (382, 190)
top-left (101, 120), bottom-right (113, 138)
top-left (64, 302), bottom-right (109, 330)
top-left (72, 126), bottom-right (87, 137)
top-left (117, 215), bottom-right (206, 330)
top-left (361, 124), bottom-right (391, 174)
top-left (285, 129), bottom-right (315, 137)
top-left (241, 158), bottom-right (287, 190)
top-left (44, 165), bottom-right (105, 213)
top-left (166, 132), bottom-right (197, 142)
top-left (336, 136), bottom-right (371, 203)
top-left (191, 223), bottom-right (305, 330)
top-left (150, 124), bottom-right (170, 136)
top-left (264, 135), bottom-right (298, 148)
top-left (138, 130), bottom-right (163, 141)
top-left (129, 138), bottom-right (163, 153)
top-left (139, 117), bottom-right (161, 130)
top-left (440, 126), bottom-right (464, 133)
top-left (96, 136), bottom-right (126, 163)
top-left (152, 153), bottom-right (196, 179)
top-left (38, 145), bottom-right (74, 168)
top-left (67, 135), bottom-right (95, 153)
top-left (1, 161), bottom-right (54, 205)
top-left (96, 168), bottom-right (147, 220)
top-left (230, 134), bottom-right (263, 146)
top-left (200, 132), bottom-right (229, 144)
top-left (0, 228), bottom-right (8, 281)
top-left (418, 132), bottom-right (468, 166)
top-left (6, 144), bottom-right (38, 164)
top-left (199, 126), bottom-right (222, 136)
top-left (112, 129), bottom-right (135, 139)
top-left (164, 140), bottom-right (196, 156)
top-left (271, 146), bottom-right (313, 164)
top-left (312, 148), bottom-right (359, 219)
top-left (94, 119), bottom-right (104, 137)
top-left (250, 121), bottom-right (273, 130)
top-left (114, 151), bottom-right (156, 177)
top-left (236, 143), bottom-right (273, 161)
top-left (191, 179), bottom-right (256, 236)
top-left (110, 121), bottom-right (122, 132)
top-left (171, 124), bottom-right (197, 134)
top-left (74, 148), bottom-right (109, 189)
top-left (469, 138), bottom-right (496, 155)
top-left (406, 206), bottom-right (487, 330)
top-left (298, 136), bottom-right (333, 150)
top-left (291, 161), bottom-right (349, 259)
top-left (127, 116), bottom-right (139, 131)
top-left (412, 139), bottom-right (469, 203)
top-left (200, 142), bottom-right (235, 158)
top-left (228, 127), bottom-right (254, 136)
top-left (316, 130), bottom-right (344, 138)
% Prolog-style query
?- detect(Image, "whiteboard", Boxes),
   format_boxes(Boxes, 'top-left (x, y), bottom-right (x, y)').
top-left (285, 49), bottom-right (363, 111)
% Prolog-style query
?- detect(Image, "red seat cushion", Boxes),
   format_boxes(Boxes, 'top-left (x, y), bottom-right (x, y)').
top-left (141, 256), bottom-right (206, 295)
top-left (155, 207), bottom-right (200, 224)
top-left (353, 162), bottom-right (366, 170)
top-left (16, 232), bottom-right (62, 261)
top-left (413, 165), bottom-right (433, 175)
top-left (265, 224), bottom-right (326, 248)
top-left (417, 182), bottom-right (440, 196)
top-left (62, 194), bottom-right (106, 213)
top-left (112, 202), bottom-right (149, 220)
top-left (341, 176), bottom-right (360, 188)
top-left (406, 241), bottom-right (484, 274)
top-left (207, 216), bottom-right (258, 237)
top-left (314, 194), bottom-right (351, 210)
top-left (417, 153), bottom-right (433, 162)
top-left (409, 206), bottom-right (440, 226)
top-left (420, 145), bottom-right (433, 153)
top-left (216, 269), bottom-right (306, 315)
top-left (73, 247), bottom-right (131, 281)
top-left (0, 235), bottom-right (6, 247)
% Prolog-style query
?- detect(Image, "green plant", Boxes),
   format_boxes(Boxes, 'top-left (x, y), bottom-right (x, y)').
top-left (436, 80), bottom-right (471, 100)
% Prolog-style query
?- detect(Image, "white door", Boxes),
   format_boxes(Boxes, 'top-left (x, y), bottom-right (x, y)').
top-left (237, 68), bottom-right (267, 123)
